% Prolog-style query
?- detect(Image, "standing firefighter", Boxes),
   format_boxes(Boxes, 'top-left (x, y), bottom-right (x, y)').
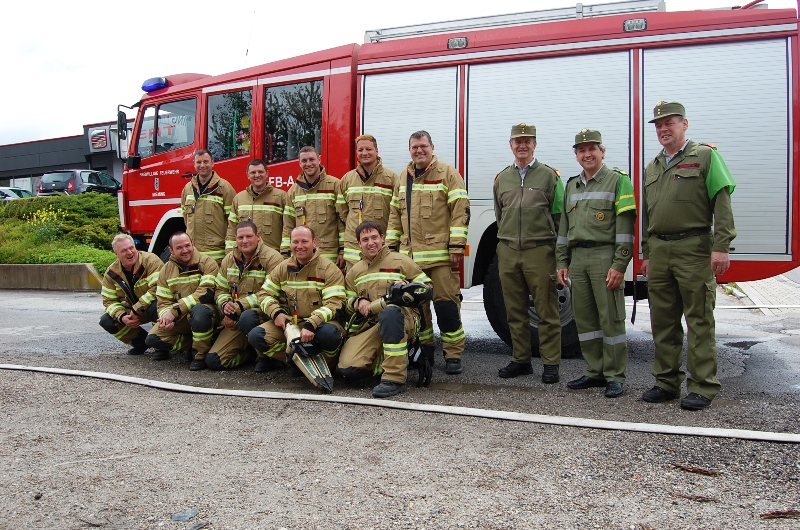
top-left (99, 234), bottom-right (162, 355)
top-left (337, 134), bottom-right (400, 268)
top-left (181, 149), bottom-right (236, 263)
top-left (641, 101), bottom-right (736, 411)
top-left (339, 220), bottom-right (433, 398)
top-left (226, 159), bottom-right (287, 253)
top-left (493, 123), bottom-right (564, 383)
top-left (206, 220), bottom-right (284, 371)
top-left (556, 129), bottom-right (636, 398)
top-left (145, 232), bottom-right (220, 368)
top-left (248, 225), bottom-right (345, 380)
top-left (282, 147), bottom-right (345, 267)
top-left (386, 131), bottom-right (469, 375)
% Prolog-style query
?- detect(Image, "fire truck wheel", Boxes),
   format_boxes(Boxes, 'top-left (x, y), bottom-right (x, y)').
top-left (483, 256), bottom-right (582, 359)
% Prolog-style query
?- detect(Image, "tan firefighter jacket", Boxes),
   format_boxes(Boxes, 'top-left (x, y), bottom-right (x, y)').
top-left (226, 185), bottom-right (288, 253)
top-left (181, 171), bottom-right (236, 262)
top-left (101, 250), bottom-right (163, 322)
top-left (215, 239), bottom-right (284, 316)
top-left (282, 168), bottom-right (344, 260)
top-left (336, 158), bottom-right (399, 263)
top-left (386, 156), bottom-right (470, 268)
top-left (155, 250), bottom-right (219, 320)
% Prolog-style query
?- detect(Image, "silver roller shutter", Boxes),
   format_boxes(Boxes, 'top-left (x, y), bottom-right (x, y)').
top-left (642, 39), bottom-right (790, 256)
top-left (361, 67), bottom-right (459, 176)
top-left (466, 51), bottom-right (632, 201)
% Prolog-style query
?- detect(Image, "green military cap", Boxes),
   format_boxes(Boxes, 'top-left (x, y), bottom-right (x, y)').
top-left (510, 123), bottom-right (536, 138)
top-left (573, 128), bottom-right (603, 147)
top-left (649, 101), bottom-right (686, 123)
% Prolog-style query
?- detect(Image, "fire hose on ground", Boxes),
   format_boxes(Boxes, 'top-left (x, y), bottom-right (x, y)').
top-left (1, 363), bottom-right (798, 444)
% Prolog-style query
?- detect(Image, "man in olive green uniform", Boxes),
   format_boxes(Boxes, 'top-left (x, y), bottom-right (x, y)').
top-left (641, 101), bottom-right (736, 411)
top-left (226, 159), bottom-right (287, 253)
top-left (493, 123), bottom-right (564, 383)
top-left (556, 130), bottom-right (636, 398)
top-left (386, 131), bottom-right (470, 375)
top-left (282, 147), bottom-right (345, 267)
top-left (181, 149), bottom-right (236, 263)
top-left (337, 134), bottom-right (399, 268)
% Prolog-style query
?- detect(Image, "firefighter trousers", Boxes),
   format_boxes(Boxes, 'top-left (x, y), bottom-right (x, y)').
top-left (420, 263), bottom-right (465, 359)
top-left (569, 245), bottom-right (628, 382)
top-left (497, 241), bottom-right (561, 366)
top-left (145, 304), bottom-right (218, 359)
top-left (206, 309), bottom-right (263, 370)
top-left (247, 320), bottom-right (343, 370)
top-left (646, 234), bottom-right (720, 400)
top-left (339, 305), bottom-right (417, 383)
top-left (99, 302), bottom-right (158, 347)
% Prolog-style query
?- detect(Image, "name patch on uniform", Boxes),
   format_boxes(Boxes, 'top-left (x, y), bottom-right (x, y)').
top-left (287, 265), bottom-right (300, 273)
top-left (676, 163), bottom-right (700, 169)
top-left (379, 268), bottom-right (401, 273)
top-left (309, 276), bottom-right (324, 283)
top-left (425, 180), bottom-right (443, 185)
top-left (318, 189), bottom-right (335, 194)
top-left (374, 183), bottom-right (393, 190)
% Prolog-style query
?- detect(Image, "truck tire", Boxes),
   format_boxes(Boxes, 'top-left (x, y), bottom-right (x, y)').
top-left (483, 257), bottom-right (582, 359)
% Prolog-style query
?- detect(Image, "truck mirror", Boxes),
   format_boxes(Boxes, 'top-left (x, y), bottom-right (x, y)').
top-left (126, 155), bottom-right (141, 169)
top-left (116, 111), bottom-right (128, 140)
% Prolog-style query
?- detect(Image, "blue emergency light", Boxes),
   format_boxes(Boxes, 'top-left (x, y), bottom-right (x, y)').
top-left (141, 77), bottom-right (169, 92)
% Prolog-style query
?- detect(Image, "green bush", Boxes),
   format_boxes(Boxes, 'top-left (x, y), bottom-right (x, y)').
top-left (25, 245), bottom-right (116, 275)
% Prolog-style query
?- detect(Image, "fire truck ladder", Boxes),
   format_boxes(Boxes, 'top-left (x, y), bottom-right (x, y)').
top-left (364, 0), bottom-right (666, 43)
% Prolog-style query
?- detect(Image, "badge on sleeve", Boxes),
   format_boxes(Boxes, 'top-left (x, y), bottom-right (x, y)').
top-left (621, 248), bottom-right (630, 257)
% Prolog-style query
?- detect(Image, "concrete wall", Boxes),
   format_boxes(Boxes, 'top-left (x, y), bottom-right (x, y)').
top-left (0, 264), bottom-right (103, 291)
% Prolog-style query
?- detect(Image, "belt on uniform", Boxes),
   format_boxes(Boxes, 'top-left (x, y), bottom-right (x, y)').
top-left (572, 241), bottom-right (613, 249)
top-left (653, 227), bottom-right (710, 241)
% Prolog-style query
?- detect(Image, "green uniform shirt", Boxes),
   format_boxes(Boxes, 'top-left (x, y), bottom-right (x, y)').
top-left (642, 140), bottom-right (736, 258)
top-left (556, 165), bottom-right (636, 273)
top-left (494, 159), bottom-right (565, 249)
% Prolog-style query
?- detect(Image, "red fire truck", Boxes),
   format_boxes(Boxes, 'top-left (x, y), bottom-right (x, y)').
top-left (115, 0), bottom-right (800, 351)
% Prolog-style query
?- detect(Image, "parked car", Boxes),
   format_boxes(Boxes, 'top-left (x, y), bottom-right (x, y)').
top-left (38, 170), bottom-right (121, 196)
top-left (0, 186), bottom-right (34, 203)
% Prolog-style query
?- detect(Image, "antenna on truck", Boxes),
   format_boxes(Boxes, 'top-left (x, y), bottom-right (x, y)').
top-left (364, 0), bottom-right (666, 43)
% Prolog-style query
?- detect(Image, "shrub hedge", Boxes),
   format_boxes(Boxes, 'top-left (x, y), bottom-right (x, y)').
top-left (0, 194), bottom-right (119, 274)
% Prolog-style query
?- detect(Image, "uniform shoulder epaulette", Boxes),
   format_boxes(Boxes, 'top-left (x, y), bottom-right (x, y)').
top-left (495, 166), bottom-right (513, 180)
top-left (611, 167), bottom-right (628, 176)
top-left (541, 163), bottom-right (560, 177)
top-left (698, 142), bottom-right (717, 150)
top-left (566, 174), bottom-right (580, 183)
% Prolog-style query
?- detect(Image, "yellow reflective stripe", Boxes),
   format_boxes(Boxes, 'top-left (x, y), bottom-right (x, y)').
top-left (101, 286), bottom-right (118, 297)
top-left (386, 229), bottom-right (401, 240)
top-left (447, 188), bottom-right (468, 203)
top-left (200, 249), bottom-right (225, 260)
top-left (296, 193), bottom-right (336, 202)
top-left (216, 273), bottom-right (230, 289)
top-left (345, 186), bottom-right (393, 197)
top-left (390, 196), bottom-right (399, 208)
top-left (217, 293), bottom-right (233, 305)
top-left (383, 342), bottom-right (408, 357)
top-left (156, 286), bottom-right (173, 298)
top-left (228, 211), bottom-right (240, 223)
top-left (412, 183), bottom-right (446, 193)
top-left (262, 277), bottom-right (281, 296)
top-left (418, 327), bottom-right (434, 341)
top-left (106, 302), bottom-right (125, 316)
top-left (314, 307), bottom-right (333, 322)
top-left (321, 285), bottom-right (346, 299)
top-left (184, 295), bottom-right (198, 309)
top-left (260, 296), bottom-right (280, 313)
top-left (244, 293), bottom-right (258, 307)
top-left (171, 335), bottom-right (185, 353)
top-left (113, 326), bottom-right (129, 340)
top-left (193, 329), bottom-right (214, 341)
top-left (343, 247), bottom-right (361, 261)
top-left (158, 307), bottom-right (173, 318)
top-left (225, 240), bottom-right (235, 250)
top-left (281, 236), bottom-right (291, 247)
top-left (239, 204), bottom-right (284, 215)
top-left (412, 250), bottom-right (450, 261)
top-left (167, 275), bottom-right (202, 287)
top-left (265, 342), bottom-right (285, 357)
top-left (441, 328), bottom-right (465, 342)
top-left (139, 292), bottom-right (155, 305)
top-left (199, 195), bottom-right (224, 205)
top-left (336, 194), bottom-right (346, 205)
top-left (450, 227), bottom-right (468, 238)
top-left (200, 274), bottom-right (217, 287)
top-left (284, 280), bottom-right (323, 290)
top-left (354, 272), bottom-right (405, 286)
top-left (319, 251), bottom-right (339, 261)
top-left (285, 205), bottom-right (296, 217)
top-left (411, 272), bottom-right (430, 284)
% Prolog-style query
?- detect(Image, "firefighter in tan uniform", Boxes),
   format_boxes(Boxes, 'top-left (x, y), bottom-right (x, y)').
top-left (145, 232), bottom-right (220, 369)
top-left (386, 131), bottom-right (470, 375)
top-left (181, 149), bottom-right (236, 263)
top-left (206, 220), bottom-right (284, 372)
top-left (556, 130), bottom-right (636, 398)
top-left (493, 123), bottom-right (564, 383)
top-left (336, 134), bottom-right (399, 268)
top-left (339, 221), bottom-right (432, 398)
top-left (248, 225), bottom-right (345, 374)
top-left (281, 146), bottom-right (345, 267)
top-left (226, 159), bottom-right (287, 253)
top-left (641, 101), bottom-right (736, 411)
top-left (99, 234), bottom-right (162, 355)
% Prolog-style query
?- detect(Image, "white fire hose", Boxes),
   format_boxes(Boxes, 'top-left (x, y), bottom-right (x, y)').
top-left (1, 364), bottom-right (797, 444)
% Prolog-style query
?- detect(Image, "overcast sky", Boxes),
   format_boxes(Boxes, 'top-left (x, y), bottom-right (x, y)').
top-left (0, 0), bottom-right (795, 145)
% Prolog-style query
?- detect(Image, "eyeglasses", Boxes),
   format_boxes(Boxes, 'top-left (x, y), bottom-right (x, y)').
top-left (410, 144), bottom-right (431, 151)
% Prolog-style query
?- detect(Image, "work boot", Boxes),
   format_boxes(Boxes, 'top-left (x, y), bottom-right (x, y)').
top-left (372, 380), bottom-right (406, 398)
top-left (127, 330), bottom-right (148, 355)
top-left (127, 345), bottom-right (147, 355)
top-left (152, 350), bottom-right (169, 361)
top-left (641, 386), bottom-right (679, 403)
top-left (680, 393), bottom-right (712, 411)
top-left (604, 381), bottom-right (624, 398)
top-left (542, 364), bottom-right (560, 384)
top-left (185, 348), bottom-right (198, 362)
top-left (444, 358), bottom-right (462, 375)
top-left (567, 376), bottom-right (606, 390)
top-left (254, 356), bottom-right (278, 373)
top-left (189, 358), bottom-right (207, 371)
top-left (498, 361), bottom-right (533, 378)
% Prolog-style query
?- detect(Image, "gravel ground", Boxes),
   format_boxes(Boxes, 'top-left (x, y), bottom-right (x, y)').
top-left (1, 289), bottom-right (798, 529)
